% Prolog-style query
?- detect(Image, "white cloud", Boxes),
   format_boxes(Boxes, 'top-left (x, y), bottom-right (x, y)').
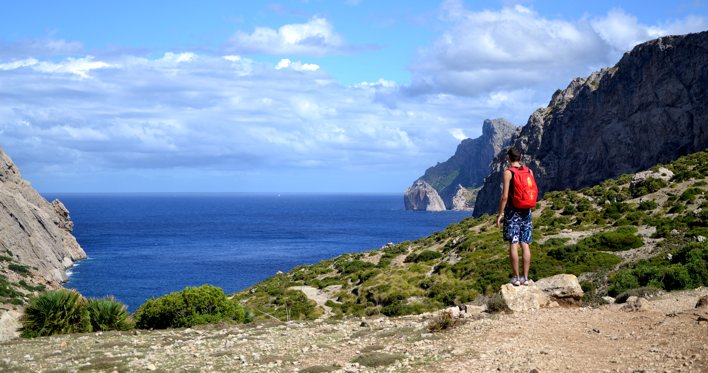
top-left (0, 51), bottom-right (474, 183)
top-left (228, 17), bottom-right (344, 55)
top-left (275, 58), bottom-right (320, 71)
top-left (0, 56), bottom-right (110, 78)
top-left (590, 9), bottom-right (707, 52)
top-left (409, 3), bottom-right (707, 98)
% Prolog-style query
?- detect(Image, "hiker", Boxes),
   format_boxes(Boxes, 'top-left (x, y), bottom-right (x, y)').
top-left (496, 148), bottom-right (538, 286)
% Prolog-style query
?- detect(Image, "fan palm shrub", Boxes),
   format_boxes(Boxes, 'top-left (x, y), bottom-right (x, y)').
top-left (21, 289), bottom-right (91, 337)
top-left (86, 297), bottom-right (131, 331)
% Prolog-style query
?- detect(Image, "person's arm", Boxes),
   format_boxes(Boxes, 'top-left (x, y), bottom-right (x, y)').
top-left (496, 170), bottom-right (512, 227)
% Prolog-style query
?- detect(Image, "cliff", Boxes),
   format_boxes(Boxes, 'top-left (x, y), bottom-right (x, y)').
top-left (474, 31), bottom-right (708, 217)
top-left (405, 118), bottom-right (518, 211)
top-left (0, 148), bottom-right (86, 339)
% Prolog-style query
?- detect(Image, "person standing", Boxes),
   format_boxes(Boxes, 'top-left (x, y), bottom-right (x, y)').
top-left (495, 148), bottom-right (537, 286)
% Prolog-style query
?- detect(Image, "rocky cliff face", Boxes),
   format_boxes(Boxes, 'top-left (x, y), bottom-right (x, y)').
top-left (0, 148), bottom-right (86, 297)
top-left (474, 31), bottom-right (708, 217)
top-left (403, 179), bottom-right (446, 211)
top-left (405, 118), bottom-right (518, 211)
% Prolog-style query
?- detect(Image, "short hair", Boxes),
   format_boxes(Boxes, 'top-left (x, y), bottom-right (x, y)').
top-left (507, 148), bottom-right (522, 162)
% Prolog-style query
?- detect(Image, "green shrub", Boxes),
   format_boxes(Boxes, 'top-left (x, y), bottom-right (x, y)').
top-left (404, 250), bottom-right (442, 263)
top-left (577, 226), bottom-right (643, 251)
top-left (21, 290), bottom-right (91, 337)
top-left (9, 263), bottom-right (31, 275)
top-left (86, 297), bottom-right (131, 331)
top-left (638, 200), bottom-right (657, 210)
top-left (629, 178), bottom-right (668, 198)
top-left (608, 243), bottom-right (708, 296)
top-left (134, 284), bottom-right (246, 329)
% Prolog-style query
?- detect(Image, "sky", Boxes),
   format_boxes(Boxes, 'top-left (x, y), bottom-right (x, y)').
top-left (1, 0), bottom-right (706, 193)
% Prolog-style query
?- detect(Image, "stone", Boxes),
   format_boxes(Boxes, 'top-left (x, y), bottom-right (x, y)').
top-left (695, 295), bottom-right (708, 309)
top-left (146, 363), bottom-right (157, 371)
top-left (500, 283), bottom-right (551, 312)
top-left (474, 32), bottom-right (708, 216)
top-left (603, 296), bottom-right (616, 304)
top-left (534, 274), bottom-right (584, 304)
top-left (406, 118), bottom-right (518, 211)
top-left (697, 236), bottom-right (706, 243)
top-left (621, 296), bottom-right (652, 312)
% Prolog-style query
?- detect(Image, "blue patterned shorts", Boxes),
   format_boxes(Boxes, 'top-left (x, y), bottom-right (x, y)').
top-left (503, 208), bottom-right (533, 244)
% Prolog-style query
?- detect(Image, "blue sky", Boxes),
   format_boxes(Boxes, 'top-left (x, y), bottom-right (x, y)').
top-left (1, 0), bottom-right (706, 193)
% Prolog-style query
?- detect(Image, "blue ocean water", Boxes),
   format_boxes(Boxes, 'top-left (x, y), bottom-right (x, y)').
top-left (45, 193), bottom-right (472, 311)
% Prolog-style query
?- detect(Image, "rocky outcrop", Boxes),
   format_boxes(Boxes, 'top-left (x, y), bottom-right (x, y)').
top-left (406, 118), bottom-right (518, 211)
top-left (0, 148), bottom-right (85, 285)
top-left (500, 283), bottom-right (552, 312)
top-left (535, 274), bottom-right (584, 304)
top-left (474, 31), bottom-right (708, 216)
top-left (404, 180), bottom-right (446, 211)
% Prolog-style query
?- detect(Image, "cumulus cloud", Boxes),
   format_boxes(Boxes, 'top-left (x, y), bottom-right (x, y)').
top-left (227, 16), bottom-right (344, 55)
top-left (0, 51), bottom-right (483, 189)
top-left (409, 1), bottom-right (707, 98)
top-left (275, 58), bottom-right (320, 71)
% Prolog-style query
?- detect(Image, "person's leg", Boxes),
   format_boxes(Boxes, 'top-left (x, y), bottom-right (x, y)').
top-left (520, 242), bottom-right (531, 280)
top-left (509, 243), bottom-right (520, 280)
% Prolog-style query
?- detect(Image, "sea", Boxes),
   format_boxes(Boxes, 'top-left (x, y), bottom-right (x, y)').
top-left (44, 193), bottom-right (472, 312)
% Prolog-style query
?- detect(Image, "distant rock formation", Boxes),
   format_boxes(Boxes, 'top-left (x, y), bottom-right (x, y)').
top-left (0, 148), bottom-right (86, 288)
top-left (474, 31), bottom-right (708, 217)
top-left (404, 180), bottom-right (446, 211)
top-left (405, 118), bottom-right (518, 211)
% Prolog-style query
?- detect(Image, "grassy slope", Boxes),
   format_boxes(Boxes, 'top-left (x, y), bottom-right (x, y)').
top-left (232, 150), bottom-right (708, 320)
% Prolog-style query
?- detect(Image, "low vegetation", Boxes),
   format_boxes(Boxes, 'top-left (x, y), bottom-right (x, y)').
top-left (233, 150), bottom-right (708, 319)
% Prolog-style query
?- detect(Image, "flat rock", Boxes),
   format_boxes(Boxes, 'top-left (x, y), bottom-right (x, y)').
top-left (535, 274), bottom-right (584, 302)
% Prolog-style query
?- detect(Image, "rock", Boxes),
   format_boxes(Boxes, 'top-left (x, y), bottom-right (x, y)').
top-left (406, 118), bottom-right (518, 211)
top-left (621, 296), bottom-right (652, 312)
top-left (0, 148), bottom-right (87, 341)
top-left (630, 168), bottom-right (674, 186)
top-left (403, 179), bottom-right (446, 211)
top-left (474, 31), bottom-right (708, 216)
top-left (696, 296), bottom-right (708, 309)
top-left (500, 284), bottom-right (551, 312)
top-left (697, 236), bottom-right (706, 243)
top-left (534, 274), bottom-right (584, 304)
top-left (603, 296), bottom-right (616, 304)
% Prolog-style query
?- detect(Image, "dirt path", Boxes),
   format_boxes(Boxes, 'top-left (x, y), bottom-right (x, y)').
top-left (1, 288), bottom-right (706, 372)
top-left (289, 286), bottom-right (334, 317)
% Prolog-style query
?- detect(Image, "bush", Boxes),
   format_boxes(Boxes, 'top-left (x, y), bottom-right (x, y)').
top-left (405, 250), bottom-right (443, 263)
top-left (134, 284), bottom-right (246, 329)
top-left (577, 226), bottom-right (643, 252)
top-left (9, 263), bottom-right (31, 275)
top-left (87, 297), bottom-right (131, 331)
top-left (608, 243), bottom-right (708, 296)
top-left (21, 290), bottom-right (91, 337)
top-left (629, 177), bottom-right (668, 198)
top-left (427, 310), bottom-right (459, 332)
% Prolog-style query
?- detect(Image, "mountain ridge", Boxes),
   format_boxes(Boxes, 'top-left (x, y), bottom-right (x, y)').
top-left (474, 31), bottom-right (708, 216)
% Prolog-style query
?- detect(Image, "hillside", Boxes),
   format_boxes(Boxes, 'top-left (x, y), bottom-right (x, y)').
top-left (474, 31), bottom-right (708, 216)
top-left (233, 150), bottom-right (708, 320)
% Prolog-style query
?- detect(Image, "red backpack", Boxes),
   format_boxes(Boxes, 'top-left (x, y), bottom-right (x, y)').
top-left (508, 166), bottom-right (538, 209)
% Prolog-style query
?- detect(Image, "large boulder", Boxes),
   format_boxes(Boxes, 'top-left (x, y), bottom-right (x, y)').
top-left (500, 284), bottom-right (552, 312)
top-left (534, 274), bottom-right (584, 304)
